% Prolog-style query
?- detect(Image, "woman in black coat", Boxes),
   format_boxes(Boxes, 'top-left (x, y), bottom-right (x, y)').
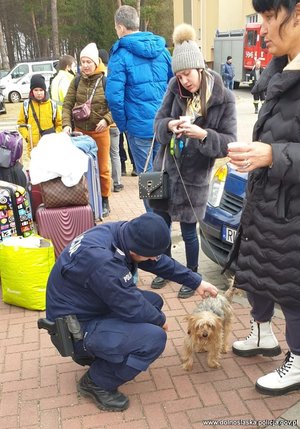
top-left (228, 0), bottom-right (300, 396)
top-left (150, 23), bottom-right (237, 298)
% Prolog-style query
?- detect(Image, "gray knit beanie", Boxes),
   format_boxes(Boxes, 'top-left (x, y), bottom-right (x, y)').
top-left (172, 23), bottom-right (205, 73)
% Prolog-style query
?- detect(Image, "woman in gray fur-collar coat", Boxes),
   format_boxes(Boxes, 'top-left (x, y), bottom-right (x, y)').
top-left (150, 23), bottom-right (237, 298)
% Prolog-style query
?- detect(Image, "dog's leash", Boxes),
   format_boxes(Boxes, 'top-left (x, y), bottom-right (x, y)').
top-left (171, 153), bottom-right (233, 284)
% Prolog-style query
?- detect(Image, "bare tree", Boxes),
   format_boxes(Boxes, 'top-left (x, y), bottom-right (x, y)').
top-left (31, 9), bottom-right (41, 58)
top-left (0, 23), bottom-right (9, 69)
top-left (115, 1), bottom-right (140, 16)
top-left (51, 0), bottom-right (59, 57)
top-left (136, 0), bottom-right (140, 17)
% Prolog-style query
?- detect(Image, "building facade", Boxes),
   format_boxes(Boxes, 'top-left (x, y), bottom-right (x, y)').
top-left (173, 0), bottom-right (258, 67)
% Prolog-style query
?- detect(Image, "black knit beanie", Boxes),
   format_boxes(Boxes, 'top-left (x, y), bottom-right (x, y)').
top-left (123, 213), bottom-right (170, 257)
top-left (30, 74), bottom-right (46, 91)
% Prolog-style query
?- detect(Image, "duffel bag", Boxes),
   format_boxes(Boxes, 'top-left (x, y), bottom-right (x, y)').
top-left (0, 131), bottom-right (23, 168)
top-left (40, 175), bottom-right (89, 208)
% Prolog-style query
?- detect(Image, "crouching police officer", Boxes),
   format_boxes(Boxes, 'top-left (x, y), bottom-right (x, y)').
top-left (46, 213), bottom-right (218, 412)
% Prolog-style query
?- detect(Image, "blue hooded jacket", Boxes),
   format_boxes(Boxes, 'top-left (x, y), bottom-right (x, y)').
top-left (106, 32), bottom-right (173, 138)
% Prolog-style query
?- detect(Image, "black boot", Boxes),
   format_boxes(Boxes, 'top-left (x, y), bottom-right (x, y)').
top-left (151, 276), bottom-right (167, 289)
top-left (177, 266), bottom-right (198, 299)
top-left (113, 183), bottom-right (124, 192)
top-left (78, 372), bottom-right (129, 411)
top-left (131, 167), bottom-right (138, 177)
top-left (102, 197), bottom-right (110, 218)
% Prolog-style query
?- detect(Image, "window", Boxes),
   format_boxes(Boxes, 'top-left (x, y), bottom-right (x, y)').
top-left (32, 63), bottom-right (53, 72)
top-left (11, 64), bottom-right (29, 79)
top-left (247, 14), bottom-right (258, 23)
top-left (247, 30), bottom-right (257, 47)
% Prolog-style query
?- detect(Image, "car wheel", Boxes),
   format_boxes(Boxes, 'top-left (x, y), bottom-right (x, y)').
top-left (9, 91), bottom-right (21, 103)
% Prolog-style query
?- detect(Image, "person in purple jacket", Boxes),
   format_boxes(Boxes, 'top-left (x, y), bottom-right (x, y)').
top-left (46, 213), bottom-right (218, 412)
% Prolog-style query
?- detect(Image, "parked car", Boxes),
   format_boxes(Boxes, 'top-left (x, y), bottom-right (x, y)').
top-left (2, 71), bottom-right (54, 103)
top-left (199, 163), bottom-right (247, 270)
top-left (0, 60), bottom-right (57, 87)
top-left (0, 84), bottom-right (6, 114)
top-left (0, 70), bottom-right (9, 79)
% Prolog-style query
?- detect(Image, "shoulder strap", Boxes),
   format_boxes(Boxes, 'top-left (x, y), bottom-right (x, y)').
top-left (24, 98), bottom-right (56, 122)
top-left (74, 74), bottom-right (106, 93)
top-left (74, 75), bottom-right (81, 92)
top-left (88, 76), bottom-right (102, 102)
top-left (29, 100), bottom-right (43, 136)
top-left (143, 134), bottom-right (166, 173)
top-left (50, 99), bottom-right (57, 124)
top-left (23, 99), bottom-right (30, 123)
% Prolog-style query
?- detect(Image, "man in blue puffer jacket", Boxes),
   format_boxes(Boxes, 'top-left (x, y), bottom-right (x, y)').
top-left (106, 5), bottom-right (173, 187)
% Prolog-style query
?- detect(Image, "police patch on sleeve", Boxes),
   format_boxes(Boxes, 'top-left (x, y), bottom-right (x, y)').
top-left (69, 234), bottom-right (84, 256)
top-left (119, 270), bottom-right (133, 287)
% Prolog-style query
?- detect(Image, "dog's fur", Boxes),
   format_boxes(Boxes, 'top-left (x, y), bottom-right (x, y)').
top-left (182, 290), bottom-right (234, 370)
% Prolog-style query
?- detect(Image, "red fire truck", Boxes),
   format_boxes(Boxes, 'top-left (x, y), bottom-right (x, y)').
top-left (213, 23), bottom-right (272, 88)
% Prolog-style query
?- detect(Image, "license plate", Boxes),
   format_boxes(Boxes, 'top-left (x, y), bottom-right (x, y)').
top-left (222, 225), bottom-right (237, 244)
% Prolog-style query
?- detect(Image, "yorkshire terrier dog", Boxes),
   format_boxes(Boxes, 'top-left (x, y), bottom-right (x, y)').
top-left (182, 290), bottom-right (234, 370)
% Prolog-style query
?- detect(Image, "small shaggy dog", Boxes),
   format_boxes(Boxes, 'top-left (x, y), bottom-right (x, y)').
top-left (182, 291), bottom-right (234, 370)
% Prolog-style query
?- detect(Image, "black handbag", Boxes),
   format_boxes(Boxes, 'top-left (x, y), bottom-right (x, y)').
top-left (138, 135), bottom-right (169, 200)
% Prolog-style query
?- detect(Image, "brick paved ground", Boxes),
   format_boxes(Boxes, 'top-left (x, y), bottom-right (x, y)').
top-left (0, 173), bottom-right (299, 429)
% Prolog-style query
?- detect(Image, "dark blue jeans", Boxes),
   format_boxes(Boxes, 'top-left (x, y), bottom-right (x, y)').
top-left (225, 79), bottom-right (234, 90)
top-left (126, 133), bottom-right (159, 174)
top-left (154, 210), bottom-right (199, 271)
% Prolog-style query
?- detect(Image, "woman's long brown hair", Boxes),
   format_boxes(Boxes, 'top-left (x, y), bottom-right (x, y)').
top-left (199, 69), bottom-right (208, 119)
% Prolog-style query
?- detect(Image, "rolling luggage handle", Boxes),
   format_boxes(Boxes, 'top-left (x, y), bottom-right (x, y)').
top-left (18, 123), bottom-right (33, 177)
top-left (18, 123), bottom-right (33, 151)
top-left (18, 124), bottom-right (42, 218)
top-left (70, 132), bottom-right (102, 220)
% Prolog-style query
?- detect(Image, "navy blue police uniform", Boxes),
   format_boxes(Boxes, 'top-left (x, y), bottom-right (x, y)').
top-left (46, 220), bottom-right (202, 391)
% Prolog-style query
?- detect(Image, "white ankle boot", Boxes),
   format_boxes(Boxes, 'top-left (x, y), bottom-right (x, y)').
top-left (232, 320), bottom-right (281, 357)
top-left (256, 351), bottom-right (300, 395)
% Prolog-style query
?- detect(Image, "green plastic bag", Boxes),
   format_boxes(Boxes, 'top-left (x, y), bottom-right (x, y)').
top-left (0, 235), bottom-right (55, 310)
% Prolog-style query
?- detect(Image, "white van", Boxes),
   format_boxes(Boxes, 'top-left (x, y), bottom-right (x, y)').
top-left (0, 60), bottom-right (58, 86)
top-left (2, 71), bottom-right (55, 103)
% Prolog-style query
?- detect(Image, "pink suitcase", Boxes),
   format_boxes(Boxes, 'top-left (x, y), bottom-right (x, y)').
top-left (35, 204), bottom-right (95, 258)
top-left (29, 183), bottom-right (42, 219)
